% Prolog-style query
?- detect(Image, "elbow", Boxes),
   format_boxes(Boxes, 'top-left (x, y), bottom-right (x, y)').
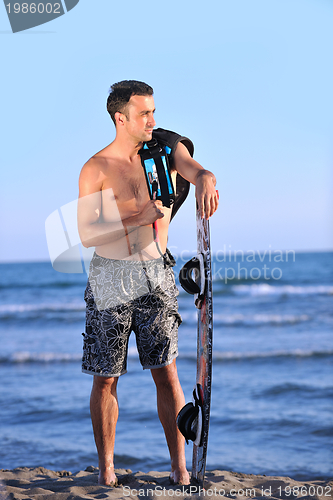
top-left (80, 235), bottom-right (94, 248)
top-left (81, 240), bottom-right (91, 249)
top-left (78, 228), bottom-right (93, 248)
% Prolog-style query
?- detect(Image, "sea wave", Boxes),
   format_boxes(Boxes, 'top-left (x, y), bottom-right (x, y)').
top-left (0, 303), bottom-right (312, 326)
top-left (1, 348), bottom-right (332, 365)
top-left (0, 281), bottom-right (85, 290)
top-left (179, 348), bottom-right (333, 363)
top-left (0, 302), bottom-right (85, 315)
top-left (215, 313), bottom-right (310, 325)
top-left (230, 284), bottom-right (333, 296)
top-left (0, 352), bottom-right (82, 363)
top-left (260, 382), bottom-right (333, 397)
top-left (181, 312), bottom-right (311, 326)
top-left (210, 349), bottom-right (333, 361)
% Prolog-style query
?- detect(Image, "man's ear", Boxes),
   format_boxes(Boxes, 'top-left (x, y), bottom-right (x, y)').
top-left (115, 111), bottom-right (126, 127)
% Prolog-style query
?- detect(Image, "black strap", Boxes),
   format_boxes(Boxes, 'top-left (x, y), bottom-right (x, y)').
top-left (176, 402), bottom-right (198, 444)
top-left (179, 257), bottom-right (201, 294)
top-left (171, 174), bottom-right (190, 221)
top-left (139, 139), bottom-right (161, 159)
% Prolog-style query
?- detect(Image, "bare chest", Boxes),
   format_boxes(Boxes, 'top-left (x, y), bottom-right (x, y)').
top-left (101, 159), bottom-right (150, 219)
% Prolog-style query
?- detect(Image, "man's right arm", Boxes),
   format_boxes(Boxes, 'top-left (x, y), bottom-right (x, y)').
top-left (77, 159), bottom-right (164, 248)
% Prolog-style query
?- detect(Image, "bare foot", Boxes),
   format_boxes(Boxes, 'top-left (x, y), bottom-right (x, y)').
top-left (98, 466), bottom-right (118, 487)
top-left (169, 468), bottom-right (190, 485)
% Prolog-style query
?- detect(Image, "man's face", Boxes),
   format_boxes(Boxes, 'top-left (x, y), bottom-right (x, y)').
top-left (123, 94), bottom-right (156, 143)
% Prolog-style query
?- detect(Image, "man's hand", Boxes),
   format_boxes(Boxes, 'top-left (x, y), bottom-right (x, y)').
top-left (134, 200), bottom-right (165, 227)
top-left (195, 170), bottom-right (219, 220)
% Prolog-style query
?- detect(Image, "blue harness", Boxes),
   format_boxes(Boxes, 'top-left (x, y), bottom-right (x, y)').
top-left (139, 139), bottom-right (175, 208)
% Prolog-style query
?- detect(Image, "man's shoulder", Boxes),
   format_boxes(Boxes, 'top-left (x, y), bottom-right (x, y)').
top-left (82, 143), bottom-right (116, 171)
top-left (153, 128), bottom-right (194, 158)
top-left (81, 155), bottom-right (104, 170)
top-left (79, 154), bottom-right (109, 185)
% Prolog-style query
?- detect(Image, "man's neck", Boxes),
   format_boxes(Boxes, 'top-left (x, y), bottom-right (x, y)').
top-left (110, 134), bottom-right (144, 162)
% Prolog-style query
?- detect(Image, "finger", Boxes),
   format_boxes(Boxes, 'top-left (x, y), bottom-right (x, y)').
top-left (154, 212), bottom-right (162, 220)
top-left (212, 194), bottom-right (218, 214)
top-left (207, 199), bottom-right (213, 219)
top-left (206, 195), bottom-right (217, 219)
top-left (156, 206), bottom-right (164, 217)
top-left (205, 202), bottom-right (209, 220)
top-left (210, 192), bottom-right (219, 215)
top-left (199, 196), bottom-right (205, 219)
top-left (205, 195), bottom-right (211, 220)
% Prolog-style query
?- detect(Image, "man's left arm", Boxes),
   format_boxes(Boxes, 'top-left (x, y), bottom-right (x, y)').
top-left (173, 142), bottom-right (219, 219)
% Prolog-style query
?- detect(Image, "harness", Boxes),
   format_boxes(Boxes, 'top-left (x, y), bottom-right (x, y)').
top-left (138, 130), bottom-right (192, 257)
top-left (138, 139), bottom-right (175, 208)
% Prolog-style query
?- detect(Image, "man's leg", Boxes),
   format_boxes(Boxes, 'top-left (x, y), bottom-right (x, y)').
top-left (151, 360), bottom-right (190, 485)
top-left (90, 375), bottom-right (119, 486)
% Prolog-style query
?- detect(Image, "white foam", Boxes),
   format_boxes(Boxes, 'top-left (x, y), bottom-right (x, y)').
top-left (1, 347), bottom-right (332, 365)
top-left (214, 313), bottom-right (310, 325)
top-left (0, 302), bottom-right (85, 313)
top-left (232, 284), bottom-right (333, 296)
top-left (211, 348), bottom-right (333, 360)
top-left (180, 311), bottom-right (310, 325)
top-left (4, 352), bottom-right (82, 363)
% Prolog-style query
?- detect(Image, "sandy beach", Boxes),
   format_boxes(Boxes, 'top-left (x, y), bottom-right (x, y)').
top-left (0, 467), bottom-right (332, 500)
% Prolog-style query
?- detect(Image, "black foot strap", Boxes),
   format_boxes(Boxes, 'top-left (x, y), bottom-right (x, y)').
top-left (176, 384), bottom-right (203, 446)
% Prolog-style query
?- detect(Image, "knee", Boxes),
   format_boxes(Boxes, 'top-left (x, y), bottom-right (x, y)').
top-left (93, 375), bottom-right (118, 394)
top-left (151, 361), bottom-right (179, 387)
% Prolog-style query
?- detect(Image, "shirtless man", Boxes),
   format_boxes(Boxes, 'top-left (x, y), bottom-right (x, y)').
top-left (78, 81), bottom-right (218, 486)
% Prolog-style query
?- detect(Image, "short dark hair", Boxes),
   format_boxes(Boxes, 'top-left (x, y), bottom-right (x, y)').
top-left (106, 80), bottom-right (154, 125)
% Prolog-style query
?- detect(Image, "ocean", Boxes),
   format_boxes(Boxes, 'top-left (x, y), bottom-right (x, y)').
top-left (0, 251), bottom-right (332, 480)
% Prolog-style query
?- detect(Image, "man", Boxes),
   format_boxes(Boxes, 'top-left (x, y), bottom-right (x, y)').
top-left (78, 80), bottom-right (218, 486)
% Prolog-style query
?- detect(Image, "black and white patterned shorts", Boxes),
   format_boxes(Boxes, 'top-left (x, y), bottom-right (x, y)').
top-left (82, 251), bottom-right (181, 377)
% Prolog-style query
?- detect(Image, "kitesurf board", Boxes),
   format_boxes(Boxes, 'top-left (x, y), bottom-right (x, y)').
top-left (192, 207), bottom-right (213, 485)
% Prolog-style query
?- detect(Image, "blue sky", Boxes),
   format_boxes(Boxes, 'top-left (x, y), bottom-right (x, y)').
top-left (1, 0), bottom-right (332, 262)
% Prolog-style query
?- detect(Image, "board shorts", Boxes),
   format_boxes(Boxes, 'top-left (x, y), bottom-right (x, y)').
top-left (82, 250), bottom-right (182, 377)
